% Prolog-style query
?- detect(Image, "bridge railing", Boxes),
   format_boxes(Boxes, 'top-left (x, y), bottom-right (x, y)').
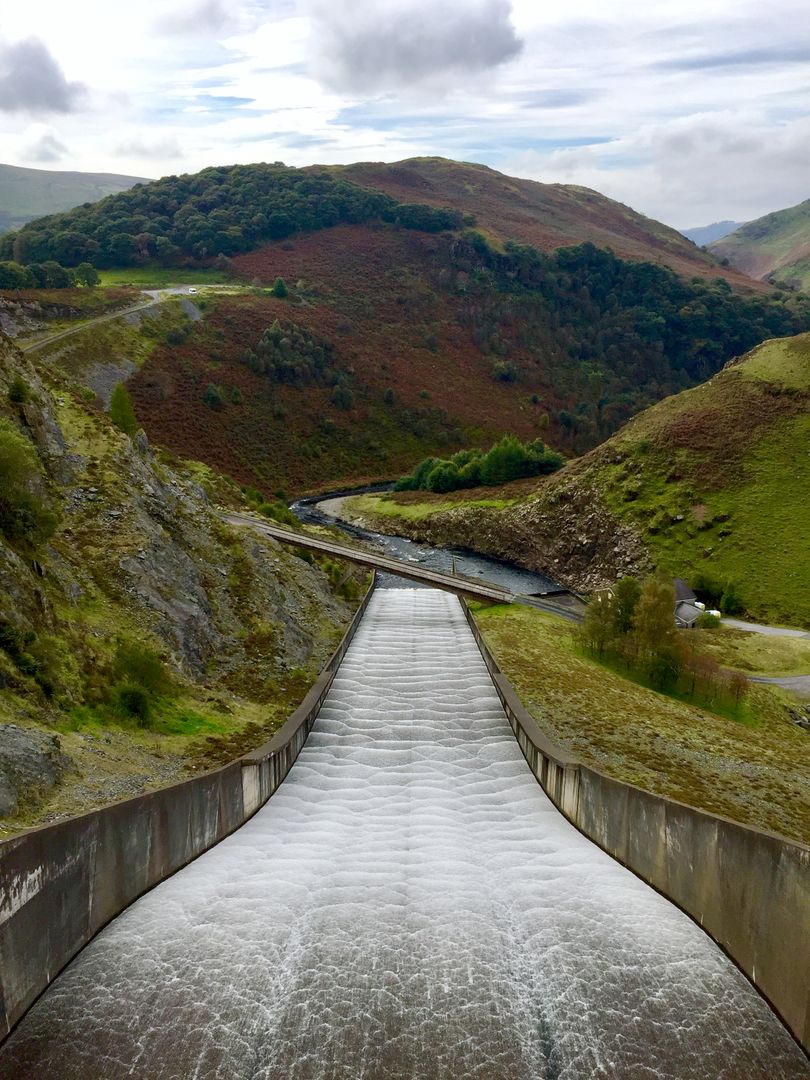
top-left (0, 575), bottom-right (376, 1044)
top-left (461, 596), bottom-right (810, 1054)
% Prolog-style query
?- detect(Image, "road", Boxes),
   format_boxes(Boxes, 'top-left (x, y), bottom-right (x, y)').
top-left (18, 285), bottom-right (229, 355)
top-left (749, 674), bottom-right (810, 699)
top-left (225, 512), bottom-right (583, 619)
top-left (722, 617), bottom-right (810, 638)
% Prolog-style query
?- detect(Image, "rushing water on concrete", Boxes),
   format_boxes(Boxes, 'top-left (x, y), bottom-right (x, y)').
top-left (1, 590), bottom-right (807, 1079)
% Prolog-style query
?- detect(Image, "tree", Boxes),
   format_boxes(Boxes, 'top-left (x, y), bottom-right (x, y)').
top-left (74, 262), bottom-right (100, 287)
top-left (272, 276), bottom-right (288, 298)
top-left (0, 418), bottom-right (56, 549)
top-left (611, 577), bottom-right (641, 635)
top-left (110, 383), bottom-right (138, 435)
top-left (633, 576), bottom-right (681, 686)
top-left (580, 590), bottom-right (615, 658)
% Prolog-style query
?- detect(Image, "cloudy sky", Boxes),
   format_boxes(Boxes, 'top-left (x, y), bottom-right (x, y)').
top-left (1, 0), bottom-right (808, 228)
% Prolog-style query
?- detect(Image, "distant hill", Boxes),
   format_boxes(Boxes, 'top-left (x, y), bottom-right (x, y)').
top-left (681, 220), bottom-right (745, 246)
top-left (337, 158), bottom-right (763, 289)
top-left (709, 199), bottom-right (810, 291)
top-left (0, 163), bottom-right (150, 234)
top-left (360, 333), bottom-right (810, 626)
top-left (1, 156), bottom-right (766, 292)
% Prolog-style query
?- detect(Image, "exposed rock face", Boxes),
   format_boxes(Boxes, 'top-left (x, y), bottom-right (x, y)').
top-left (0, 331), bottom-right (354, 824)
top-left (344, 475), bottom-right (650, 593)
top-left (0, 726), bottom-right (71, 816)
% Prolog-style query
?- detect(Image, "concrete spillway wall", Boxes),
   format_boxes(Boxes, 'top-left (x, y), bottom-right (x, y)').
top-left (0, 579), bottom-right (808, 1055)
top-left (461, 599), bottom-right (810, 1053)
top-left (0, 580), bottom-right (377, 1042)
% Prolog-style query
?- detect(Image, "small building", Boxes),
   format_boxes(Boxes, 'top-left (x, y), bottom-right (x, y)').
top-left (673, 578), bottom-right (697, 604)
top-left (675, 600), bottom-right (704, 628)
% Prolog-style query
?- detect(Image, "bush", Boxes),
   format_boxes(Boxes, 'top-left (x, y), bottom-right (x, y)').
top-left (203, 383), bottom-right (225, 409)
top-left (115, 684), bottom-right (151, 724)
top-left (109, 383), bottom-right (138, 435)
top-left (8, 376), bottom-right (31, 404)
top-left (272, 276), bottom-right (288, 298)
top-left (331, 385), bottom-right (354, 410)
top-left (115, 642), bottom-right (172, 696)
top-left (696, 611), bottom-right (721, 629)
top-left (0, 419), bottom-right (56, 549)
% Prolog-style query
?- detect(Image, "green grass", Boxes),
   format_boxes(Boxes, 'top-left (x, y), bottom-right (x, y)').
top-left (98, 266), bottom-right (240, 287)
top-left (346, 491), bottom-right (518, 521)
top-left (691, 625), bottom-right (810, 676)
top-left (472, 603), bottom-right (810, 843)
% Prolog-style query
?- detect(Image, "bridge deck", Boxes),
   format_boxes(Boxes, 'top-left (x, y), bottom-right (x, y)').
top-left (225, 511), bottom-right (582, 619)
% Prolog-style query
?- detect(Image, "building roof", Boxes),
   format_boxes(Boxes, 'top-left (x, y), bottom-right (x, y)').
top-left (673, 577), bottom-right (697, 603)
top-left (675, 600), bottom-right (703, 626)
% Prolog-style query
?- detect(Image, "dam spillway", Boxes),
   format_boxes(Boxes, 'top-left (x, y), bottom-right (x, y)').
top-left (0, 589), bottom-right (806, 1079)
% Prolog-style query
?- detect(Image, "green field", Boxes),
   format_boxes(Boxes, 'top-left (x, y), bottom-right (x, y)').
top-left (98, 266), bottom-right (241, 287)
top-left (473, 603), bottom-right (810, 843)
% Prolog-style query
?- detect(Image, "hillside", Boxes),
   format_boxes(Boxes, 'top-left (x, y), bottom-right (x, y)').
top-left (681, 221), bottom-right (745, 246)
top-left (340, 333), bottom-right (810, 627)
top-left (336, 159), bottom-right (764, 290)
top-left (1, 156), bottom-right (765, 291)
top-left (710, 198), bottom-right (810, 291)
top-left (14, 229), bottom-right (799, 496)
top-left (0, 329), bottom-right (365, 835)
top-left (0, 163), bottom-right (149, 235)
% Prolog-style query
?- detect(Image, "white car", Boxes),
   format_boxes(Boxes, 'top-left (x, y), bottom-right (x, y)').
top-left (188, 287), bottom-right (198, 294)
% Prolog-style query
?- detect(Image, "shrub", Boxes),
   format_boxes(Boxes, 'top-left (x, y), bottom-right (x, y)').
top-left (696, 611), bottom-right (721, 629)
top-left (110, 383), bottom-right (138, 435)
top-left (115, 684), bottom-right (151, 724)
top-left (115, 641), bottom-right (172, 696)
top-left (8, 376), bottom-right (31, 404)
top-left (0, 419), bottom-right (56, 549)
top-left (272, 276), bottom-right (288, 298)
top-left (331, 385), bottom-right (354, 410)
top-left (204, 383), bottom-right (225, 409)
top-left (230, 386), bottom-right (243, 404)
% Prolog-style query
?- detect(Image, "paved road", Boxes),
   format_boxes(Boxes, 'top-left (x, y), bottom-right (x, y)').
top-left (722, 617), bottom-right (810, 638)
top-left (18, 285), bottom-right (232, 355)
top-left (749, 674), bottom-right (810, 699)
top-left (226, 512), bottom-right (583, 619)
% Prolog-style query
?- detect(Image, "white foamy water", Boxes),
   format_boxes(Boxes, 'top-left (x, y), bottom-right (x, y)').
top-left (1, 590), bottom-right (807, 1079)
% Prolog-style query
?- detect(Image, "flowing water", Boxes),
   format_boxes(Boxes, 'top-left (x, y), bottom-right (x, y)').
top-left (0, 590), bottom-right (806, 1079)
top-left (291, 493), bottom-right (560, 596)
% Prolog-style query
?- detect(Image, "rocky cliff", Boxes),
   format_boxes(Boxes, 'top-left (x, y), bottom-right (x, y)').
top-left (0, 332), bottom-right (359, 832)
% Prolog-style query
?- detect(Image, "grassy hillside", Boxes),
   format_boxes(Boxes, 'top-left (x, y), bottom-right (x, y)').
top-left (0, 163), bottom-right (149, 234)
top-left (345, 334), bottom-right (810, 627)
top-left (0, 329), bottom-right (365, 835)
top-left (473, 604), bottom-right (810, 842)
top-left (710, 198), bottom-right (810, 290)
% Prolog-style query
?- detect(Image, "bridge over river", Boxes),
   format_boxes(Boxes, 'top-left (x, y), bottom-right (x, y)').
top-left (0, 587), bottom-right (806, 1078)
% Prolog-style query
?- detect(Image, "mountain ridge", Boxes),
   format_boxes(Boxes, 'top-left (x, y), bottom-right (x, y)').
top-left (709, 198), bottom-right (810, 291)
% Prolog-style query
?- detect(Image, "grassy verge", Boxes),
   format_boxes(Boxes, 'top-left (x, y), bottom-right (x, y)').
top-left (692, 625), bottom-right (810, 676)
top-left (98, 266), bottom-right (240, 287)
top-left (345, 489), bottom-right (522, 522)
top-left (472, 603), bottom-right (810, 843)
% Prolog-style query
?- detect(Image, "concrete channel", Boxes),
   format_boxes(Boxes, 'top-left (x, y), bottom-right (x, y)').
top-left (0, 586), bottom-right (806, 1077)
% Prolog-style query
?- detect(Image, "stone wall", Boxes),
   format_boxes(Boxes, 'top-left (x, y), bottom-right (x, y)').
top-left (0, 578), bottom-right (376, 1042)
top-left (462, 599), bottom-right (810, 1053)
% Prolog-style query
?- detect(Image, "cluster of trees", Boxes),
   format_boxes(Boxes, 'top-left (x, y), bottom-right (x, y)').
top-left (437, 235), bottom-right (810, 452)
top-left (0, 259), bottom-right (98, 290)
top-left (0, 163), bottom-right (466, 268)
top-left (396, 435), bottom-right (564, 493)
top-left (580, 575), bottom-right (748, 708)
top-left (241, 320), bottom-right (339, 386)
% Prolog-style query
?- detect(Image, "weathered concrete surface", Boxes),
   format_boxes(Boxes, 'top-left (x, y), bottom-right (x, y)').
top-left (0, 580), bottom-right (375, 1042)
top-left (462, 599), bottom-right (810, 1053)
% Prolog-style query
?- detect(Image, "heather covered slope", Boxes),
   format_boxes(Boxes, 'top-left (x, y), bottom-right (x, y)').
top-left (0, 163), bottom-right (149, 234)
top-left (2, 156), bottom-right (762, 290)
top-left (344, 334), bottom-right (810, 627)
top-left (337, 158), bottom-right (766, 290)
top-left (113, 228), bottom-right (807, 494)
top-left (710, 198), bottom-right (810, 291)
